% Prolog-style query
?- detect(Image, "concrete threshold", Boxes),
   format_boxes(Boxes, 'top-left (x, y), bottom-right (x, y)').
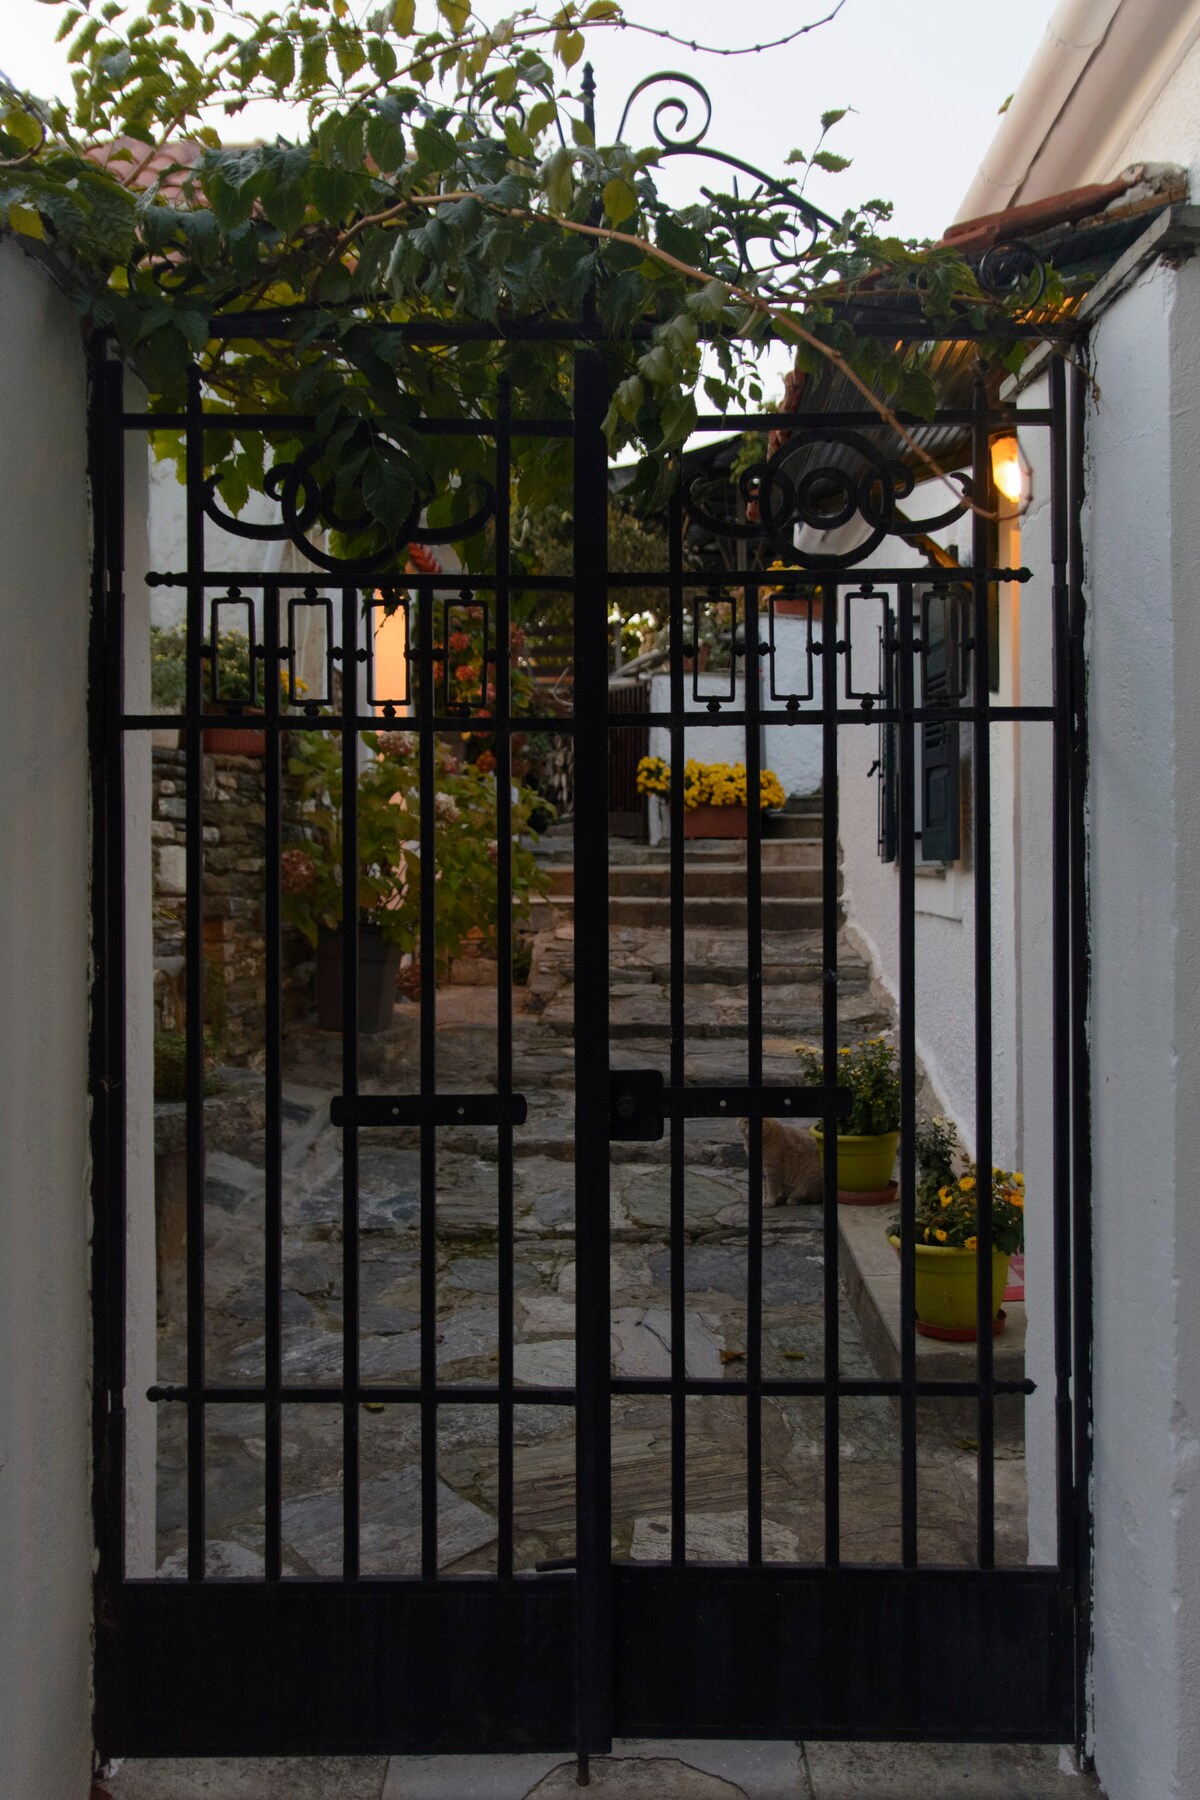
top-left (837, 1204), bottom-right (1027, 1443)
top-left (100, 1738), bottom-right (1095, 1800)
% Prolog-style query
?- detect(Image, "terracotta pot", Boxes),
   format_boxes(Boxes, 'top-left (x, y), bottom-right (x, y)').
top-left (682, 803), bottom-right (748, 839)
top-left (681, 645), bottom-right (710, 672)
top-left (316, 925), bottom-right (403, 1033)
top-left (203, 707), bottom-right (266, 756)
top-left (769, 597), bottom-right (823, 621)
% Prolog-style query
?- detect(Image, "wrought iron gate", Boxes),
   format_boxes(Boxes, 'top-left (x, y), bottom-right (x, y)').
top-left (91, 324), bottom-right (1090, 1762)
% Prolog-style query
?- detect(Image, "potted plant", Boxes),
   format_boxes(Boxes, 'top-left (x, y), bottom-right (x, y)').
top-left (281, 726), bottom-right (549, 1032)
top-left (795, 1035), bottom-right (901, 1196)
top-left (759, 561), bottom-right (823, 622)
top-left (888, 1117), bottom-right (1026, 1339)
top-left (636, 755), bottom-right (786, 839)
top-left (200, 627), bottom-right (267, 755)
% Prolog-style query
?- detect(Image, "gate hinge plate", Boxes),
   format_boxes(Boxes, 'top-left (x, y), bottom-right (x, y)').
top-left (609, 1069), bottom-right (851, 1141)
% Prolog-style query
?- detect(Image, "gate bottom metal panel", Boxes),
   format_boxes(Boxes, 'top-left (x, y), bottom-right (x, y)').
top-left (98, 1579), bottom-right (576, 1758)
top-left (611, 1567), bottom-right (1074, 1742)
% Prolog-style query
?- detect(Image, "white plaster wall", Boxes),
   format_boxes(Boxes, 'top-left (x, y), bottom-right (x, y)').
top-left (1082, 256), bottom-right (1200, 1800)
top-left (1091, 11), bottom-right (1200, 195)
top-left (834, 525), bottom-right (1030, 1161)
top-left (122, 384), bottom-right (158, 1578)
top-left (1011, 372), bottom-right (1061, 1568)
top-left (0, 240), bottom-right (94, 1797)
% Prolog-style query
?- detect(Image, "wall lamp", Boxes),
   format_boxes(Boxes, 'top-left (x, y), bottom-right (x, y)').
top-left (990, 434), bottom-right (1033, 516)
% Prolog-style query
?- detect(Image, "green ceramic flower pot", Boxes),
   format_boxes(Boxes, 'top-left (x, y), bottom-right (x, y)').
top-left (811, 1126), bottom-right (899, 1194)
top-left (888, 1236), bottom-right (1011, 1335)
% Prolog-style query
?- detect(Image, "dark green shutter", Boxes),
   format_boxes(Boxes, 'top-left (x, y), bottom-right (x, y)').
top-left (919, 587), bottom-right (961, 863)
top-left (877, 604), bottom-right (897, 862)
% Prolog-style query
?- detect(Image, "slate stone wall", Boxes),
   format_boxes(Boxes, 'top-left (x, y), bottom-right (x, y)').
top-left (151, 741), bottom-right (314, 1064)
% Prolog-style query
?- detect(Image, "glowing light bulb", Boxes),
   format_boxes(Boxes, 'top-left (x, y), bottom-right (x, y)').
top-left (991, 437), bottom-right (1024, 506)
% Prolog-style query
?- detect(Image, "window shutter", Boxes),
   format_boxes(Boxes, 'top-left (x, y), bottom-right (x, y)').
top-left (919, 587), bottom-right (961, 863)
top-left (877, 605), bottom-right (897, 863)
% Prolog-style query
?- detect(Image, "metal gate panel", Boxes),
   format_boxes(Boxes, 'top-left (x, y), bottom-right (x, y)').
top-left (91, 328), bottom-right (1089, 1759)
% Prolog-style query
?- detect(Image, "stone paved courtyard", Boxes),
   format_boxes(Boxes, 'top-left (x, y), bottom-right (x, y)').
top-left (153, 923), bottom-right (1029, 1579)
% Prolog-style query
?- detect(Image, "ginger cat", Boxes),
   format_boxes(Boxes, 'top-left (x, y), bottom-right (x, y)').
top-left (738, 1115), bottom-right (824, 1206)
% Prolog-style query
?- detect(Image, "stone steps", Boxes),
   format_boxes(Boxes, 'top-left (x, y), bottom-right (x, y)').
top-left (532, 892), bottom-right (837, 931)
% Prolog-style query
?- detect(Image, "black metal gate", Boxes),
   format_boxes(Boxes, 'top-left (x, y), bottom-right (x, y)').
top-left (91, 320), bottom-right (1090, 1761)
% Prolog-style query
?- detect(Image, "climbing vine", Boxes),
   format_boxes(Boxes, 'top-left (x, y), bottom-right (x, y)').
top-left (0, 0), bottom-right (1052, 564)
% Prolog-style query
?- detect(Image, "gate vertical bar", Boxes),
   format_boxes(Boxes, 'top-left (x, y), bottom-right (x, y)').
top-left (820, 582), bottom-right (841, 1569)
top-left (341, 582), bottom-right (361, 1581)
top-left (573, 348), bottom-right (612, 1758)
top-left (263, 583), bottom-right (284, 1581)
top-left (417, 586), bottom-right (439, 1580)
top-left (971, 366), bottom-right (996, 1568)
top-left (495, 380), bottom-right (516, 1581)
top-left (184, 362), bottom-right (207, 1580)
top-left (1069, 357), bottom-right (1095, 1755)
top-left (896, 582), bottom-right (918, 1570)
top-left (668, 483), bottom-right (686, 1567)
top-left (1049, 358), bottom-right (1076, 1579)
top-left (744, 585), bottom-right (764, 1568)
top-left (91, 347), bottom-right (128, 1598)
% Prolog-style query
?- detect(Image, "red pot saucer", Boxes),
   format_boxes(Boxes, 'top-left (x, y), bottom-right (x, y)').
top-left (838, 1179), bottom-right (898, 1207)
top-left (916, 1309), bottom-right (1007, 1342)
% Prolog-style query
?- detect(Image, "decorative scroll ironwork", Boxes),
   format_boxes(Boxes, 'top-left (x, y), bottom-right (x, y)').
top-left (203, 440), bottom-right (498, 575)
top-left (614, 72), bottom-right (836, 298)
top-left (977, 239), bottom-right (1047, 307)
top-left (684, 428), bottom-right (974, 570)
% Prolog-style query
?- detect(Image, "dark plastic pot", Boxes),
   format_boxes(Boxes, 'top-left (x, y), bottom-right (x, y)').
top-left (316, 925), bottom-right (403, 1033)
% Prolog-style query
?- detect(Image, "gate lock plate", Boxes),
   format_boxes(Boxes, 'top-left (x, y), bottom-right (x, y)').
top-left (331, 1093), bottom-right (528, 1128)
top-left (609, 1069), bottom-right (851, 1142)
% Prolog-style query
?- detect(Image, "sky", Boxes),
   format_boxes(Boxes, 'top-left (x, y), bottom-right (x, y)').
top-left (2, 0), bottom-right (1055, 239)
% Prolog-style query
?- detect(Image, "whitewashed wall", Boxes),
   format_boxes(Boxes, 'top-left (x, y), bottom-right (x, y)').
top-left (1078, 254), bottom-right (1200, 1800)
top-left (835, 519), bottom-right (1030, 1163)
top-left (0, 240), bottom-right (94, 1798)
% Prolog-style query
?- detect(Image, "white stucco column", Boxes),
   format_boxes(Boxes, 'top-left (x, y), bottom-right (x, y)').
top-left (1083, 253), bottom-right (1200, 1800)
top-left (0, 241), bottom-right (95, 1797)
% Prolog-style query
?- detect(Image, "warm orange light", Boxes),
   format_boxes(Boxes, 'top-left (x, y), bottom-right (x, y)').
top-left (991, 436), bottom-right (1025, 507)
top-left (373, 598), bottom-right (408, 714)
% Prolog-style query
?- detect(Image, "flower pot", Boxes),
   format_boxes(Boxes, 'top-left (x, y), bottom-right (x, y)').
top-left (888, 1236), bottom-right (1011, 1340)
top-left (681, 645), bottom-right (710, 672)
top-left (203, 707), bottom-right (266, 756)
top-left (316, 925), bottom-right (403, 1033)
top-left (683, 804), bottom-right (748, 839)
top-left (811, 1125), bottom-right (899, 1194)
top-left (769, 597), bottom-right (822, 622)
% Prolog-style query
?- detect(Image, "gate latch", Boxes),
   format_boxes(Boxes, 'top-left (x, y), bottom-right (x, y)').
top-left (331, 1092), bottom-right (528, 1128)
top-left (609, 1069), bottom-right (851, 1142)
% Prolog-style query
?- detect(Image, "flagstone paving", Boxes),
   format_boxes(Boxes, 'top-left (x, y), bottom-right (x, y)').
top-left (153, 925), bottom-right (1027, 1580)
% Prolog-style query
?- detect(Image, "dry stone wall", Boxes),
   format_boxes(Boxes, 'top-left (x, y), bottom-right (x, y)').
top-left (151, 741), bottom-right (314, 1064)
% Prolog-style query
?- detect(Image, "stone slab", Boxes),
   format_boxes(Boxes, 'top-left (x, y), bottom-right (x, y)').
top-left (802, 1742), bottom-right (1095, 1798)
top-left (101, 1757), bottom-right (387, 1799)
top-left (836, 1204), bottom-right (1027, 1443)
top-left (382, 1740), bottom-right (808, 1800)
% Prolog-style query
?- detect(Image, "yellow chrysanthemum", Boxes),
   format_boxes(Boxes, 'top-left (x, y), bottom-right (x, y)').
top-left (934, 1228), bottom-right (948, 1243)
top-left (1012, 1195), bottom-right (1024, 1208)
top-left (965, 1235), bottom-right (977, 1250)
top-left (959, 1175), bottom-right (976, 1192)
top-left (940, 1192), bottom-right (953, 1208)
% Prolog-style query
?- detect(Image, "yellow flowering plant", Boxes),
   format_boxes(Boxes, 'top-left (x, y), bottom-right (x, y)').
top-left (794, 1035), bottom-right (900, 1135)
top-left (892, 1161), bottom-right (1026, 1255)
top-left (635, 755), bottom-right (786, 810)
